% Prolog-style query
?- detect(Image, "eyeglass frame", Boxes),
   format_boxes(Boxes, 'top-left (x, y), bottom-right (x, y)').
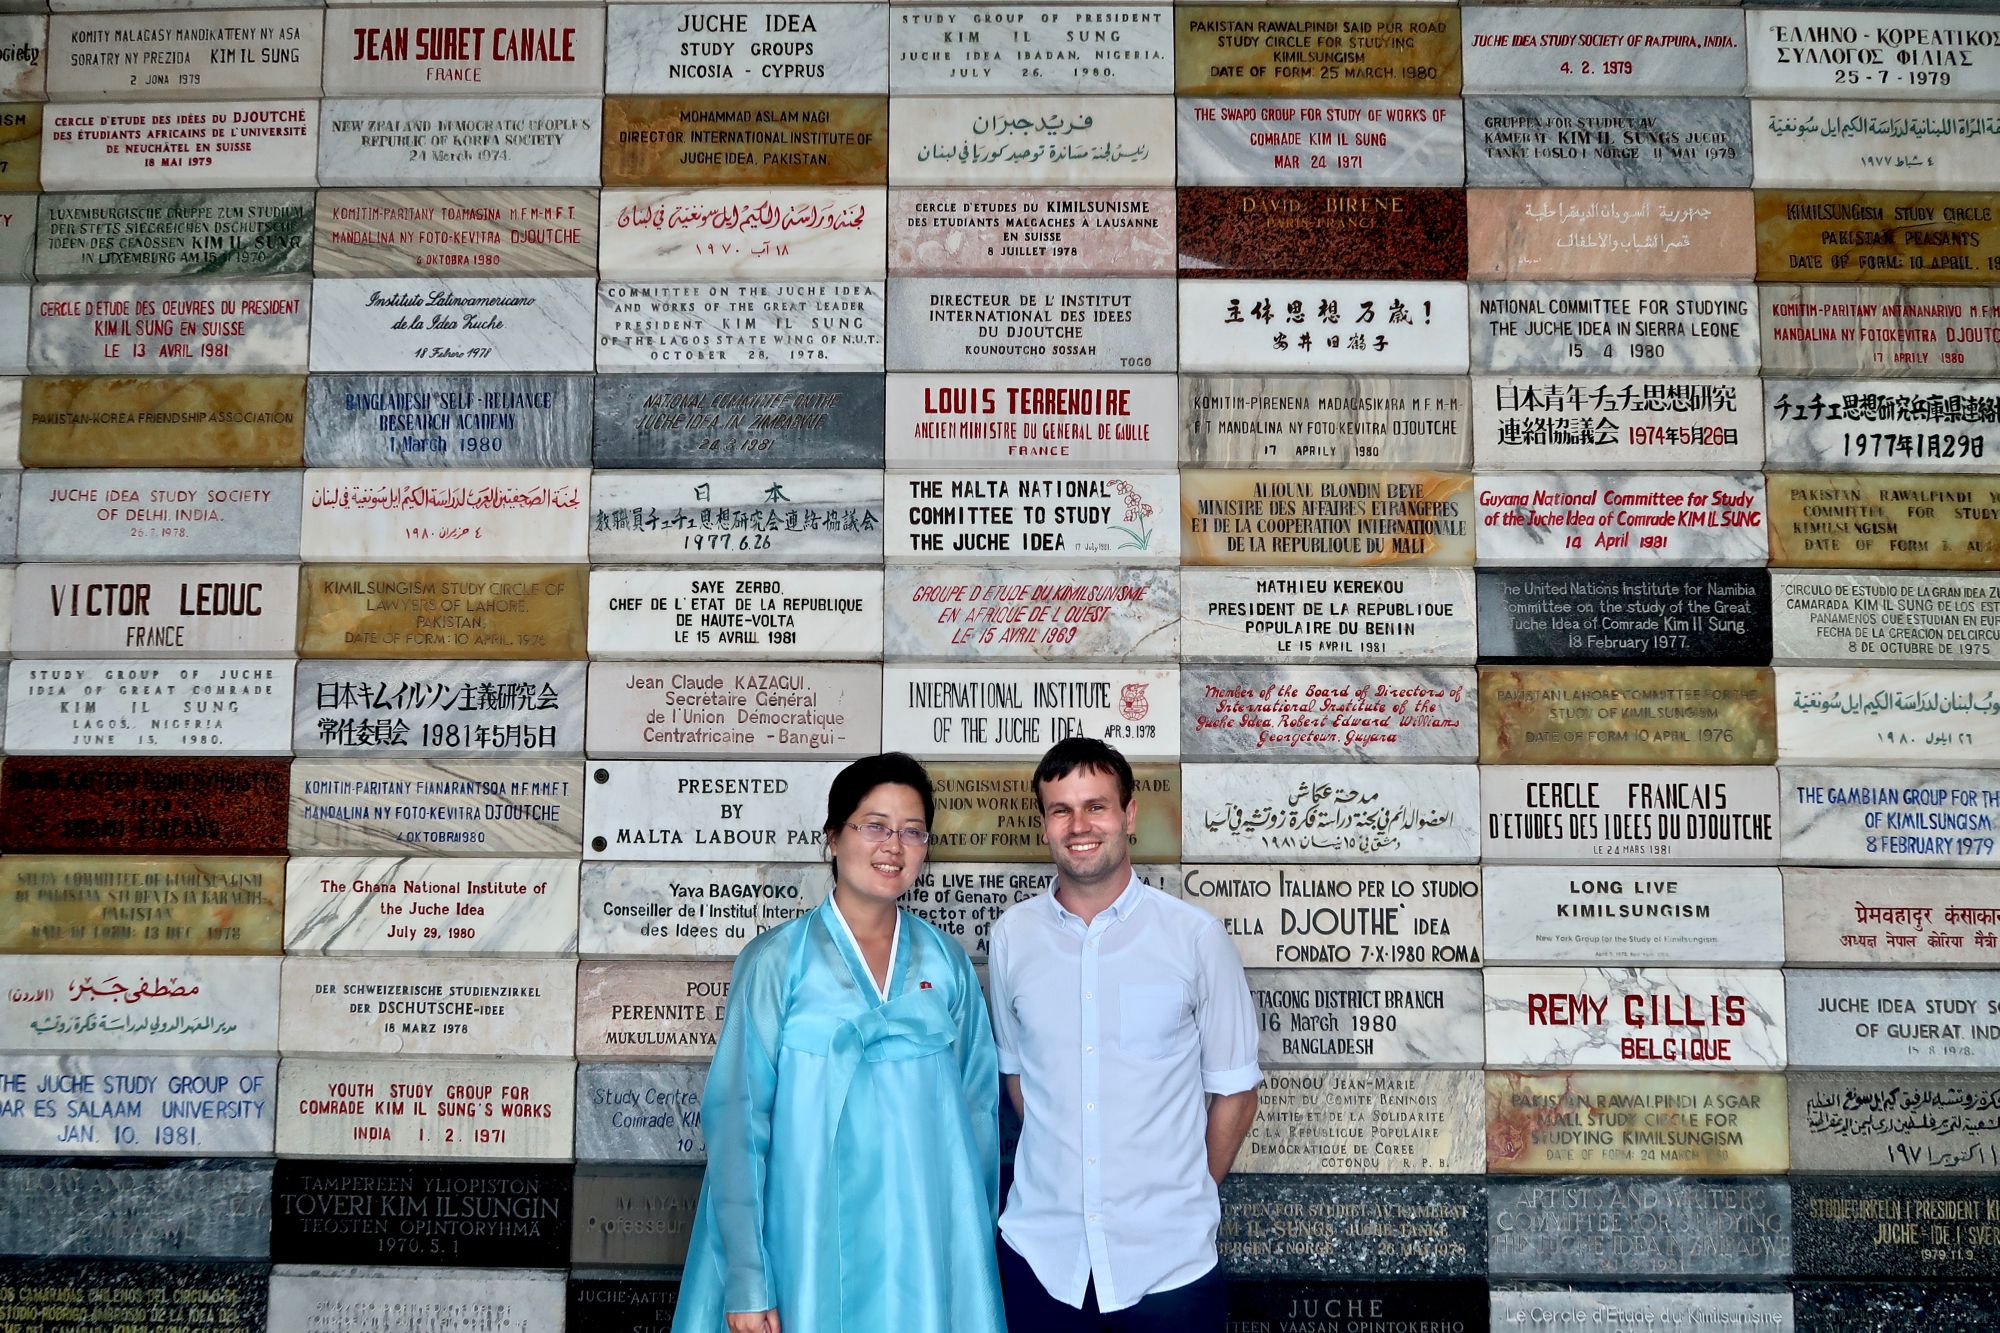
top-left (844, 820), bottom-right (933, 847)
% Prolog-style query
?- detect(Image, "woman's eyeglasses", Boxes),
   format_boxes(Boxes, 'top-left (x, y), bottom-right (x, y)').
top-left (846, 821), bottom-right (933, 846)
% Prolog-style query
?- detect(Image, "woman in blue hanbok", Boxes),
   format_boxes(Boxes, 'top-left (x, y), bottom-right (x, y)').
top-left (672, 753), bottom-right (1008, 1333)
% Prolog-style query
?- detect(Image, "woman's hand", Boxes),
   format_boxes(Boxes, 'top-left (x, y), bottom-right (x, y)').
top-left (726, 1310), bottom-right (780, 1333)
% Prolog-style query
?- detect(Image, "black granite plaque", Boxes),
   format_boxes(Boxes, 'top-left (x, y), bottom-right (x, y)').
top-left (1219, 1176), bottom-right (1486, 1280)
top-left (593, 373), bottom-right (886, 469)
top-left (1793, 1281), bottom-right (2000, 1332)
top-left (1476, 568), bottom-right (1773, 666)
top-left (1227, 1280), bottom-right (1487, 1332)
top-left (0, 1159), bottom-right (272, 1260)
top-left (270, 1161), bottom-right (571, 1270)
top-left (1794, 1176), bottom-right (2000, 1280)
top-left (1490, 1178), bottom-right (1791, 1280)
top-left (0, 1258), bottom-right (268, 1332)
top-left (568, 1274), bottom-right (681, 1331)
top-left (571, 1167), bottom-right (701, 1268)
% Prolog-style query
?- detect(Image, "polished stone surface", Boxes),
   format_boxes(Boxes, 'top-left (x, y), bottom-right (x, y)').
top-left (298, 563), bottom-right (589, 659)
top-left (1779, 666), bottom-right (2000, 765)
top-left (1479, 665), bottom-right (1774, 764)
top-left (276, 957), bottom-right (576, 1057)
top-left (1784, 867), bottom-right (2000, 968)
top-left (588, 468), bottom-right (883, 563)
top-left (1184, 863), bottom-right (1481, 967)
top-left (1249, 967), bottom-right (1484, 1066)
top-left (268, 1267), bottom-right (565, 1333)
top-left (890, 373), bottom-right (1178, 469)
top-left (1764, 377), bottom-right (2000, 472)
top-left (1476, 470), bottom-right (1769, 566)
top-left (1793, 1176), bottom-right (2000, 1278)
top-left (1482, 764), bottom-right (1783, 865)
top-left (306, 373), bottom-right (592, 468)
top-left (1180, 567), bottom-right (1478, 664)
top-left (1183, 468), bottom-right (1473, 565)
top-left (598, 279), bottom-right (884, 372)
top-left (308, 277), bottom-right (596, 374)
top-left (300, 468), bottom-right (588, 564)
top-left (322, 7), bottom-right (605, 97)
top-left (1488, 1071), bottom-right (1789, 1174)
top-left (1488, 1177), bottom-right (1792, 1278)
top-left (1483, 864), bottom-right (1785, 966)
top-left (1786, 969), bottom-right (2000, 1070)
top-left (0, 1056), bottom-right (275, 1154)
top-left (18, 469), bottom-right (299, 561)
top-left (1180, 187), bottom-right (1467, 281)
top-left (586, 566), bottom-right (884, 659)
top-left (594, 372), bottom-right (883, 469)
top-left (1759, 188), bottom-right (2000, 285)
top-left (1218, 1175), bottom-right (1486, 1279)
top-left (1791, 1072), bottom-right (2000, 1173)
top-left (287, 760), bottom-right (585, 857)
top-left (42, 100), bottom-right (310, 191)
top-left (571, 1166), bottom-right (702, 1266)
top-left (269, 1163), bottom-right (571, 1268)
top-left (602, 95), bottom-right (884, 187)
top-left (37, 191), bottom-right (312, 278)
top-left (283, 855), bottom-right (579, 956)
top-left (577, 861), bottom-right (816, 957)
top-left (0, 953), bottom-right (279, 1052)
top-left (576, 959), bottom-right (731, 1059)
top-left (1, 756), bottom-right (291, 855)
top-left (892, 5), bottom-right (1170, 93)
top-left (20, 375), bottom-right (301, 466)
top-left (275, 1056), bottom-right (575, 1160)
top-left (600, 187), bottom-right (885, 281)
top-left (1760, 285), bottom-right (2000, 378)
top-left (1177, 97), bottom-right (1464, 188)
top-left (888, 94), bottom-right (1173, 187)
top-left (585, 661), bottom-right (880, 758)
top-left (608, 3), bottom-right (886, 94)
top-left (5, 659), bottom-right (292, 755)
top-left (1490, 1288), bottom-right (1795, 1330)
top-left (1466, 188), bottom-right (1756, 280)
top-left (1239, 1069), bottom-right (1484, 1172)
top-left (574, 1062), bottom-right (705, 1162)
top-left (1477, 568), bottom-right (1773, 665)
top-left (1769, 474), bottom-right (2000, 570)
top-left (47, 10), bottom-right (319, 99)
top-left (1180, 280), bottom-right (1470, 374)
top-left (10, 563), bottom-right (299, 659)
top-left (890, 188), bottom-right (1176, 277)
top-left (1781, 766), bottom-right (2000, 869)
top-left (928, 760), bottom-right (1180, 863)
top-left (887, 276), bottom-right (1174, 371)
top-left (0, 1258), bottom-right (269, 1329)
top-left (1485, 965), bottom-right (1788, 1070)
top-left (1182, 762), bottom-right (1480, 861)
top-left (1175, 6), bottom-right (1460, 97)
top-left (885, 664), bottom-right (1176, 758)
top-left (0, 1160), bottom-right (272, 1257)
top-left (31, 277), bottom-right (306, 375)
top-left (319, 97), bottom-right (601, 188)
top-left (0, 854), bottom-right (283, 954)
top-left (1754, 100), bottom-right (2000, 191)
top-left (313, 189), bottom-right (595, 279)
top-left (1471, 281), bottom-right (1760, 373)
top-left (1748, 11), bottom-right (2000, 99)
top-left (1462, 7), bottom-right (1747, 94)
top-left (886, 468), bottom-right (1179, 562)
top-left (1465, 95), bottom-right (1752, 188)
top-left (582, 760), bottom-right (841, 862)
top-left (1182, 374), bottom-right (1470, 469)
top-left (1182, 665), bottom-right (1476, 762)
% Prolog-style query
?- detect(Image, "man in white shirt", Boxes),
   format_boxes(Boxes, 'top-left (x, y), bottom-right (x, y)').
top-left (988, 737), bottom-right (1262, 1331)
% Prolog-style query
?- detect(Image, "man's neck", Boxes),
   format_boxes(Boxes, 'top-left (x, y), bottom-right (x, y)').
top-left (1053, 868), bottom-right (1132, 925)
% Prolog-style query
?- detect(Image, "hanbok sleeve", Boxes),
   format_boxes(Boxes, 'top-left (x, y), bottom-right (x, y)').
top-left (953, 943), bottom-right (1002, 1221)
top-left (700, 932), bottom-right (789, 1314)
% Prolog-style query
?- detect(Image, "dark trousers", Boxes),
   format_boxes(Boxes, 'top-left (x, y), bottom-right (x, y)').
top-left (998, 1239), bottom-right (1229, 1333)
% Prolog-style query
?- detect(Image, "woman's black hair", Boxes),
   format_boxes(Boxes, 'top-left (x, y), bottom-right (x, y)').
top-left (823, 753), bottom-right (935, 881)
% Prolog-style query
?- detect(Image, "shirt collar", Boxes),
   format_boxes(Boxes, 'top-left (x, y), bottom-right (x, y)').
top-left (1043, 870), bottom-right (1145, 928)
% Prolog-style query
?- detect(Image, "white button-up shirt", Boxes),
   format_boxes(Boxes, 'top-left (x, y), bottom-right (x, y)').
top-left (989, 874), bottom-right (1261, 1312)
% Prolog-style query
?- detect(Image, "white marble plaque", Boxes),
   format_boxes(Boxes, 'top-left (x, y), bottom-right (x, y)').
top-left (1782, 766), bottom-right (2000, 869)
top-left (300, 467), bottom-right (589, 562)
top-left (0, 16), bottom-right (42, 102)
top-left (1753, 100), bottom-right (2000, 191)
top-left (583, 760), bottom-right (842, 861)
top-left (1237, 1068), bottom-right (1484, 1173)
top-left (1473, 376), bottom-right (1764, 471)
top-left (308, 278), bottom-right (595, 373)
top-left (0, 288), bottom-right (31, 375)
top-left (19, 470), bottom-right (302, 561)
top-left (1482, 765), bottom-right (1781, 865)
top-left (325, 7), bottom-right (605, 97)
top-left (1182, 665), bottom-right (1477, 763)
top-left (1248, 968), bottom-right (1485, 1068)
top-left (1179, 567), bottom-right (1478, 664)
top-left (1182, 763), bottom-right (1480, 863)
top-left (885, 373), bottom-right (1178, 470)
top-left (579, 861), bottom-right (818, 956)
top-left (601, 187), bottom-right (885, 281)
top-left (1762, 284), bottom-right (2000, 379)
top-left (1180, 280), bottom-right (1471, 374)
top-left (318, 97), bottom-right (602, 188)
top-left (1472, 281), bottom-right (1760, 374)
top-left (1177, 98), bottom-right (1465, 188)
top-left (883, 665), bottom-right (1177, 759)
top-left (891, 6), bottom-right (1171, 94)
top-left (0, 376), bottom-right (19, 466)
top-left (1786, 968), bottom-right (2000, 1070)
top-left (885, 470), bottom-right (1178, 564)
top-left (574, 1063), bottom-right (706, 1161)
top-left (41, 99), bottom-right (318, 191)
top-left (1475, 470), bottom-right (1769, 566)
top-left (1179, 373), bottom-right (1469, 471)
top-left (585, 661), bottom-right (881, 758)
top-left (0, 956), bottom-right (279, 1053)
top-left (277, 958), bottom-right (576, 1057)
top-left (1779, 666), bottom-right (2000, 765)
top-left (0, 1055), bottom-right (275, 1156)
top-left (588, 469), bottom-right (883, 564)
top-left (890, 94), bottom-right (1173, 187)
top-left (1772, 572), bottom-right (2000, 668)
top-left (1483, 865), bottom-right (1785, 967)
top-left (597, 280), bottom-right (885, 372)
top-left (1464, 8), bottom-right (1746, 95)
top-left (49, 11), bottom-right (321, 101)
top-left (284, 856), bottom-right (581, 955)
top-left (883, 563), bottom-right (1180, 661)
top-left (276, 1055), bottom-right (574, 1159)
top-left (269, 1270), bottom-right (566, 1333)
top-left (5, 659), bottom-right (291, 754)
top-left (887, 276), bottom-right (1175, 372)
top-left (31, 277), bottom-right (305, 374)
top-left (1184, 864), bottom-right (1483, 968)
top-left (1749, 11), bottom-right (2000, 99)
top-left (10, 562), bottom-right (298, 657)
top-left (587, 567), bottom-right (884, 660)
top-left (289, 759), bottom-right (586, 858)
top-left (607, 3), bottom-right (888, 94)
top-left (1785, 867), bottom-right (2000, 968)
top-left (293, 660), bottom-right (584, 757)
top-left (1485, 966), bottom-right (1787, 1070)
top-left (1764, 377), bottom-right (1998, 472)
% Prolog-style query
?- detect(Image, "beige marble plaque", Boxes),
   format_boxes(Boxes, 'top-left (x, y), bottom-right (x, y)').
top-left (297, 563), bottom-right (589, 658)
top-left (576, 959), bottom-right (731, 1060)
top-left (1237, 1069), bottom-right (1484, 1173)
top-left (20, 376), bottom-right (304, 466)
top-left (1181, 469), bottom-right (1474, 566)
top-left (928, 760), bottom-right (1181, 863)
top-left (1467, 189), bottom-right (1756, 280)
top-left (1487, 1070), bottom-right (1788, 1174)
top-left (0, 854), bottom-right (282, 953)
top-left (1767, 472), bottom-right (2000, 571)
top-left (1479, 666), bottom-right (1777, 765)
top-left (1175, 6), bottom-right (1461, 97)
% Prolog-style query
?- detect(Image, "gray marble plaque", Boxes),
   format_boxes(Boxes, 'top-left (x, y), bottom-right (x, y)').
top-left (324, 7), bottom-right (606, 97)
top-left (589, 469), bottom-right (883, 563)
top-left (317, 97), bottom-right (602, 188)
top-left (19, 469), bottom-right (300, 560)
top-left (315, 188), bottom-right (595, 279)
top-left (1475, 469), bottom-right (1769, 565)
top-left (1185, 864), bottom-right (1482, 968)
top-left (1482, 765), bottom-right (1782, 865)
top-left (1791, 1071), bottom-right (2000, 1172)
top-left (1785, 867), bottom-right (2000, 968)
top-left (0, 16), bottom-right (41, 101)
top-left (575, 1063), bottom-right (705, 1162)
top-left (1248, 967), bottom-right (1484, 1068)
top-left (579, 860), bottom-right (816, 957)
top-left (587, 567), bottom-right (885, 660)
top-left (571, 1166), bottom-right (701, 1265)
top-left (1753, 100), bottom-right (2000, 191)
top-left (1219, 1176), bottom-right (1486, 1280)
top-left (1177, 99), bottom-right (1465, 188)
top-left (1182, 762), bottom-right (1481, 862)
top-left (0, 1160), bottom-right (272, 1258)
top-left (1782, 766), bottom-right (2000, 869)
top-left (1179, 567), bottom-right (1479, 664)
top-left (1181, 665), bottom-right (1477, 762)
top-left (47, 11), bottom-right (321, 101)
top-left (1787, 968), bottom-right (2000, 1070)
top-left (883, 563), bottom-right (1179, 661)
top-left (1485, 965), bottom-right (1789, 1070)
top-left (300, 467), bottom-right (590, 564)
top-left (1463, 8), bottom-right (1747, 94)
top-left (1779, 666), bottom-right (2000, 766)
top-left (593, 372), bottom-right (884, 469)
top-left (577, 960), bottom-right (731, 1060)
top-left (584, 759), bottom-right (841, 861)
top-left (0, 205), bottom-right (28, 281)
top-left (276, 957), bottom-right (576, 1057)
top-left (886, 276), bottom-right (1174, 372)
top-left (886, 469), bottom-right (1178, 563)
top-left (1764, 377), bottom-right (1998, 472)
top-left (884, 664), bottom-right (1177, 759)
top-left (268, 1268), bottom-right (566, 1333)
top-left (1464, 96), bottom-right (1752, 188)
top-left (276, 1055), bottom-right (574, 1160)
top-left (30, 276), bottom-right (308, 374)
top-left (1749, 11), bottom-right (2000, 99)
top-left (584, 661), bottom-right (881, 759)
top-left (0, 287), bottom-right (29, 374)
top-left (308, 277), bottom-right (595, 373)
top-left (0, 377), bottom-right (18, 466)
top-left (293, 660), bottom-right (583, 757)
top-left (41, 100), bottom-right (318, 192)
top-left (1181, 374), bottom-right (1470, 469)
top-left (1772, 572), bottom-right (2000, 667)
top-left (890, 94), bottom-right (1172, 188)
top-left (5, 659), bottom-right (291, 754)
top-left (0, 955), bottom-right (279, 1053)
top-left (597, 280), bottom-right (885, 372)
top-left (9, 560), bottom-right (298, 652)
top-left (36, 191), bottom-right (310, 278)
top-left (0, 469), bottom-right (17, 556)
top-left (1489, 1289), bottom-right (1794, 1331)
top-left (288, 758), bottom-right (586, 857)
top-left (0, 1055), bottom-right (275, 1156)
top-left (606, 3), bottom-right (888, 94)
top-left (1472, 282), bottom-right (1760, 373)
top-left (1474, 375), bottom-right (1764, 470)
top-left (601, 187), bottom-right (885, 282)
top-left (1484, 865), bottom-right (1785, 966)
top-left (284, 855), bottom-right (581, 955)
top-left (887, 373), bottom-right (1177, 470)
top-left (306, 373), bottom-right (591, 467)
top-left (1239, 1069), bottom-right (1484, 1173)
top-left (1489, 1178), bottom-right (1792, 1278)
top-left (1761, 284), bottom-right (2000, 378)
top-left (1180, 281), bottom-right (1470, 375)
top-left (891, 6), bottom-right (1171, 93)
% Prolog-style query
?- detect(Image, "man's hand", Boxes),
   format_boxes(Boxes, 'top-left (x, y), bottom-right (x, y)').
top-left (727, 1310), bottom-right (780, 1333)
top-left (1205, 1087), bottom-right (1259, 1184)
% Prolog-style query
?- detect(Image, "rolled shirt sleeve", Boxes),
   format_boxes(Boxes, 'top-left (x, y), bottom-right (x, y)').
top-left (1194, 918), bottom-right (1262, 1096)
top-left (987, 919), bottom-right (1024, 1077)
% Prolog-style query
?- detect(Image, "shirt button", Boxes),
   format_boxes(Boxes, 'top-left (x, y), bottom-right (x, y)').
top-left (1089, 1213), bottom-right (1100, 1222)
top-left (1083, 992), bottom-right (1092, 1000)
top-left (1086, 1102), bottom-right (1095, 1111)
top-left (1088, 1157), bottom-right (1097, 1166)
top-left (1085, 1045), bottom-right (1094, 1053)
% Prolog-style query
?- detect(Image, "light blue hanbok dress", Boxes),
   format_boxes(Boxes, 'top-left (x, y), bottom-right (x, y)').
top-left (671, 895), bottom-right (1007, 1333)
